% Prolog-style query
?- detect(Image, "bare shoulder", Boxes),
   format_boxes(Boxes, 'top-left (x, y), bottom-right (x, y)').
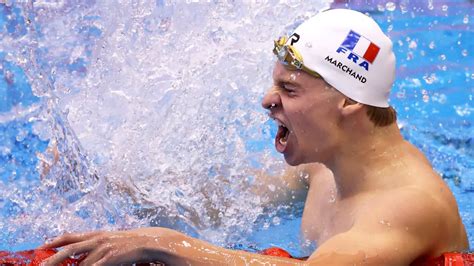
top-left (373, 143), bottom-right (467, 248)
top-left (357, 184), bottom-right (450, 230)
top-left (307, 182), bottom-right (467, 265)
top-left (355, 177), bottom-right (468, 256)
top-left (307, 144), bottom-right (468, 264)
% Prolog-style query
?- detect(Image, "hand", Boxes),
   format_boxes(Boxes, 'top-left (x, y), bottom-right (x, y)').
top-left (41, 227), bottom-right (183, 265)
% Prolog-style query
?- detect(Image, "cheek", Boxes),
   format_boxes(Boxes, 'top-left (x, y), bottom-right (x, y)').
top-left (292, 103), bottom-right (336, 137)
top-left (290, 109), bottom-right (321, 136)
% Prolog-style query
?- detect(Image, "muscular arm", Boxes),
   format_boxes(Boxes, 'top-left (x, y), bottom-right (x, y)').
top-left (40, 206), bottom-right (430, 266)
top-left (155, 231), bottom-right (305, 266)
top-left (306, 227), bottom-right (422, 265)
top-left (306, 187), bottom-right (452, 265)
top-left (42, 228), bottom-right (305, 266)
top-left (43, 186), bottom-right (449, 265)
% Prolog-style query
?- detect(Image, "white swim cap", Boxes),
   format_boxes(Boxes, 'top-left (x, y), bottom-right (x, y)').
top-left (286, 9), bottom-right (396, 107)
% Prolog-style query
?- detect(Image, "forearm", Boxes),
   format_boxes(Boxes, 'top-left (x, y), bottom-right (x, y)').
top-left (157, 233), bottom-right (305, 266)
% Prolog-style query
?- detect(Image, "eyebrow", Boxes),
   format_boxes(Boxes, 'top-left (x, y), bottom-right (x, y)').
top-left (272, 66), bottom-right (303, 86)
top-left (274, 78), bottom-right (300, 88)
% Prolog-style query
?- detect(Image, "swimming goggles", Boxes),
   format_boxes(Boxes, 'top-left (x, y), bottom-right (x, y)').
top-left (273, 36), bottom-right (322, 79)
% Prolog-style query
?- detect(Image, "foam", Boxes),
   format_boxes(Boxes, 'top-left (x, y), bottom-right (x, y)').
top-left (1, 1), bottom-right (327, 248)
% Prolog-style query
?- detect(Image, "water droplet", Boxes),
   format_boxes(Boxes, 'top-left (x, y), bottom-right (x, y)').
top-left (432, 93), bottom-right (447, 104)
top-left (268, 184), bottom-right (275, 192)
top-left (439, 54), bottom-right (446, 61)
top-left (328, 189), bottom-right (336, 203)
top-left (412, 78), bottom-right (422, 87)
top-left (290, 73), bottom-right (296, 81)
top-left (299, 171), bottom-right (309, 179)
top-left (422, 94), bottom-right (430, 103)
top-left (229, 82), bottom-right (238, 90)
top-left (429, 41), bottom-right (435, 49)
top-left (263, 222), bottom-right (270, 229)
top-left (400, 3), bottom-right (408, 13)
top-left (423, 74), bottom-right (437, 84)
top-left (4, 70), bottom-right (14, 85)
top-left (385, 2), bottom-right (396, 11)
top-left (442, 5), bottom-right (448, 11)
top-left (462, 49), bottom-right (468, 57)
top-left (463, 15), bottom-right (469, 24)
top-left (454, 104), bottom-right (473, 117)
top-left (377, 4), bottom-right (385, 11)
top-left (396, 89), bottom-right (406, 99)
top-left (272, 217), bottom-right (281, 225)
top-left (409, 40), bottom-right (417, 49)
top-left (379, 220), bottom-right (391, 227)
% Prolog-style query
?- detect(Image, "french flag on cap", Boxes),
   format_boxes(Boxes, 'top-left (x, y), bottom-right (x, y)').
top-left (341, 30), bottom-right (380, 63)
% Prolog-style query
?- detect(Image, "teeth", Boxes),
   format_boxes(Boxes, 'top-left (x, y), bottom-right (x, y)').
top-left (279, 137), bottom-right (287, 145)
top-left (274, 118), bottom-right (287, 128)
top-left (279, 126), bottom-right (289, 145)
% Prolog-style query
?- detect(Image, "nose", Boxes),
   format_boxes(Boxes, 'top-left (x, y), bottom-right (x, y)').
top-left (261, 86), bottom-right (281, 111)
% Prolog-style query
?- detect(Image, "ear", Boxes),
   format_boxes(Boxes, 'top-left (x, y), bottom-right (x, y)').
top-left (338, 98), bottom-right (365, 118)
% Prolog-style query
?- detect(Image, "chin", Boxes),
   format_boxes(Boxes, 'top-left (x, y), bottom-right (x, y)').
top-left (285, 151), bottom-right (327, 166)
top-left (284, 153), bottom-right (302, 166)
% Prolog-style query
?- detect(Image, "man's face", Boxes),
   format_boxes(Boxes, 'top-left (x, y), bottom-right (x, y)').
top-left (262, 62), bottom-right (343, 166)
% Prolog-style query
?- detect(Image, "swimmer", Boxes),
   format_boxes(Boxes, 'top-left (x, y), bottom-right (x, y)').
top-left (41, 8), bottom-right (469, 265)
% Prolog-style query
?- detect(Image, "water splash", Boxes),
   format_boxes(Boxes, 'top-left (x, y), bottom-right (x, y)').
top-left (0, 0), bottom-right (473, 253)
top-left (0, 0), bottom-right (328, 250)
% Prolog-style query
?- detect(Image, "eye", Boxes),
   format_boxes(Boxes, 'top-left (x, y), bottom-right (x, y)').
top-left (281, 83), bottom-right (297, 96)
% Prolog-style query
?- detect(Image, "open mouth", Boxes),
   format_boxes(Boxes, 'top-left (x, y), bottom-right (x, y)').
top-left (275, 120), bottom-right (290, 153)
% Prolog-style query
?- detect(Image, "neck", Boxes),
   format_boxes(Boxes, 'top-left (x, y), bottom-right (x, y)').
top-left (325, 123), bottom-right (406, 199)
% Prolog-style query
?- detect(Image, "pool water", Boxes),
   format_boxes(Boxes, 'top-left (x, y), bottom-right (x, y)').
top-left (0, 0), bottom-right (472, 258)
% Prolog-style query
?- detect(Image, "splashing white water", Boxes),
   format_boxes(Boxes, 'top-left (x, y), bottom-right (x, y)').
top-left (0, 0), bottom-right (328, 248)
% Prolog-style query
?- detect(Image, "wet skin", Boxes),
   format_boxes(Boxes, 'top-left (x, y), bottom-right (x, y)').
top-left (41, 62), bottom-right (468, 265)
top-left (261, 63), bottom-right (343, 166)
top-left (263, 63), bottom-right (469, 264)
